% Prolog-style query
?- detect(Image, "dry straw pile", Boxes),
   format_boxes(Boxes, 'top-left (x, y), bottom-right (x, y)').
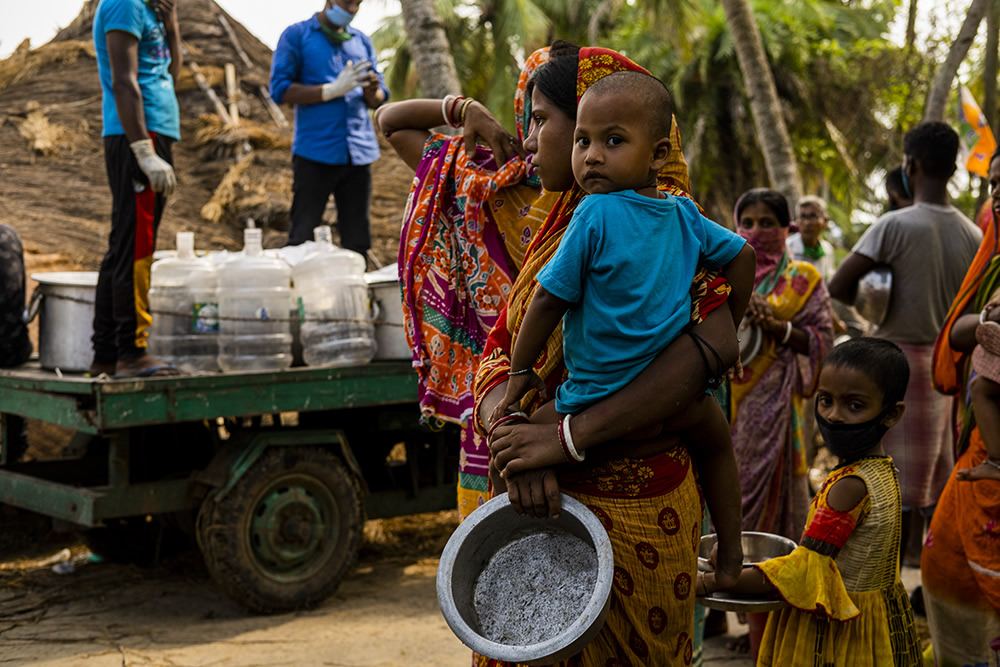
top-left (0, 40), bottom-right (96, 92)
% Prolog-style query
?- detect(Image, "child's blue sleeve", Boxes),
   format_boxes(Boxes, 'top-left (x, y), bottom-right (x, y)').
top-left (537, 198), bottom-right (599, 304)
top-left (682, 199), bottom-right (746, 268)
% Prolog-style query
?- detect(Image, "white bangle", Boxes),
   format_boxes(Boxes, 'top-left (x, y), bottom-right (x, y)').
top-left (562, 414), bottom-right (585, 462)
top-left (781, 321), bottom-right (793, 345)
top-left (441, 95), bottom-right (456, 127)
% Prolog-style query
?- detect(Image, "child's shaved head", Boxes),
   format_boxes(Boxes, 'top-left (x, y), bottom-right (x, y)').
top-left (582, 71), bottom-right (674, 139)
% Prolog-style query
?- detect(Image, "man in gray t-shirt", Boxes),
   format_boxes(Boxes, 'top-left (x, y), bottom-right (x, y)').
top-left (829, 121), bottom-right (981, 560)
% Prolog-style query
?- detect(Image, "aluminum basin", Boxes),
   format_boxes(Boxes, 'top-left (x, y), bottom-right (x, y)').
top-left (436, 494), bottom-right (613, 666)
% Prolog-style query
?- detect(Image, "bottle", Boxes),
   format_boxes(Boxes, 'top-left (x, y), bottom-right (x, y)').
top-left (217, 228), bottom-right (293, 372)
top-left (293, 226), bottom-right (377, 367)
top-left (148, 232), bottom-right (219, 373)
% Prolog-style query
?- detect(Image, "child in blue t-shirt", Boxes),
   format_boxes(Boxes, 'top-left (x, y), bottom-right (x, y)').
top-left (491, 71), bottom-right (752, 465)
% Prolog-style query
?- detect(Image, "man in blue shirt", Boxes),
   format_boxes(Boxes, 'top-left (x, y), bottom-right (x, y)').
top-left (91, 0), bottom-right (182, 377)
top-left (270, 0), bottom-right (389, 255)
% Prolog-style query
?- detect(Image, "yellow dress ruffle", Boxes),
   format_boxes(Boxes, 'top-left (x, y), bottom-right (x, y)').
top-left (755, 545), bottom-right (860, 621)
top-left (755, 457), bottom-right (921, 667)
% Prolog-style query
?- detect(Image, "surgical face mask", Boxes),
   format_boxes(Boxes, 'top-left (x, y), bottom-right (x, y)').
top-left (901, 164), bottom-right (913, 199)
top-left (326, 3), bottom-right (356, 27)
top-left (815, 405), bottom-right (892, 462)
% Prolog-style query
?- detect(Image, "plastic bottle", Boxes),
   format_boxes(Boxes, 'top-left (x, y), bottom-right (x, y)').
top-left (293, 226), bottom-right (376, 367)
top-left (148, 232), bottom-right (219, 373)
top-left (217, 228), bottom-right (293, 372)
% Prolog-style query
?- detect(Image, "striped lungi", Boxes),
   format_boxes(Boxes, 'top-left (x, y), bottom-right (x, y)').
top-left (881, 342), bottom-right (954, 509)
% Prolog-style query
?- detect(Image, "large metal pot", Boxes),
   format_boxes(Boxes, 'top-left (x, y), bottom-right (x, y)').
top-left (365, 265), bottom-right (411, 361)
top-left (25, 272), bottom-right (98, 372)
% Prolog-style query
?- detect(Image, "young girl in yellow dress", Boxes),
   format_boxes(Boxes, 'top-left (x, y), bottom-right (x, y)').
top-left (698, 337), bottom-right (922, 666)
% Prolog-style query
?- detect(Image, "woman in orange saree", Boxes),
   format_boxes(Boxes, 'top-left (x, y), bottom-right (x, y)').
top-left (927, 150), bottom-right (1000, 667)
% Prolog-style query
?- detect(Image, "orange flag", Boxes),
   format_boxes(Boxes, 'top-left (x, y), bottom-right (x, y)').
top-left (958, 85), bottom-right (997, 178)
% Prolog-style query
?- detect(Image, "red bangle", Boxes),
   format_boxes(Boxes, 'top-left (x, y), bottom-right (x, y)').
top-left (447, 96), bottom-right (465, 127)
top-left (488, 412), bottom-right (528, 440)
top-left (557, 418), bottom-right (573, 463)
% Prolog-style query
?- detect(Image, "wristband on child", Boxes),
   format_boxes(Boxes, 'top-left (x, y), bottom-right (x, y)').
top-left (558, 415), bottom-right (585, 463)
top-left (781, 321), bottom-right (793, 345)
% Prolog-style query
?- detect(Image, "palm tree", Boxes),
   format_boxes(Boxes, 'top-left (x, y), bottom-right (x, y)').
top-left (400, 0), bottom-right (462, 98)
top-left (718, 0), bottom-right (803, 207)
top-left (924, 0), bottom-right (989, 121)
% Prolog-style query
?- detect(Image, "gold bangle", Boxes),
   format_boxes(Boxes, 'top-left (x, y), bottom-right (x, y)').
top-left (459, 98), bottom-right (475, 125)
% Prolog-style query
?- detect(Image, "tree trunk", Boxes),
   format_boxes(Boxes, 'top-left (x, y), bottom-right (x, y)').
top-left (906, 0), bottom-right (918, 52)
top-left (924, 0), bottom-right (989, 122)
top-left (985, 0), bottom-right (999, 134)
top-left (978, 0), bottom-right (998, 209)
top-left (719, 0), bottom-right (803, 208)
top-left (400, 0), bottom-right (462, 99)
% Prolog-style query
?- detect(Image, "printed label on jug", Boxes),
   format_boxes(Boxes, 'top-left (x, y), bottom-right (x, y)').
top-left (193, 302), bottom-right (219, 333)
top-left (297, 297), bottom-right (306, 324)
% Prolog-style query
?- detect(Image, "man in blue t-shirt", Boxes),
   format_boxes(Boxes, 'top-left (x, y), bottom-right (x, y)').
top-left (269, 0), bottom-right (389, 255)
top-left (91, 0), bottom-right (182, 377)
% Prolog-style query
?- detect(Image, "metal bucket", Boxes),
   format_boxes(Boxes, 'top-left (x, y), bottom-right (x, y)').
top-left (437, 494), bottom-right (614, 665)
top-left (365, 266), bottom-right (411, 361)
top-left (25, 272), bottom-right (98, 372)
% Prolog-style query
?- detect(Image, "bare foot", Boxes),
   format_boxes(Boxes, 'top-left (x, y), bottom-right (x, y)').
top-left (726, 633), bottom-right (750, 653)
top-left (115, 354), bottom-right (184, 378)
top-left (956, 460), bottom-right (1000, 482)
top-left (88, 361), bottom-right (116, 377)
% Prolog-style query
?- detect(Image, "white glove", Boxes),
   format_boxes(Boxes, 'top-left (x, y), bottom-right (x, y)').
top-left (321, 59), bottom-right (371, 102)
top-left (129, 139), bottom-right (176, 197)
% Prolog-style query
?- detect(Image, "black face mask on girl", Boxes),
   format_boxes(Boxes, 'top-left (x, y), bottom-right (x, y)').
top-left (814, 405), bottom-right (893, 461)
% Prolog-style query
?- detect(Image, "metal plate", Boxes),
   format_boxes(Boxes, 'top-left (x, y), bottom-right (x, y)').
top-left (695, 591), bottom-right (787, 613)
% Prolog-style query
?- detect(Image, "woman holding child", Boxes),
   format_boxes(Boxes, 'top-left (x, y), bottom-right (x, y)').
top-left (927, 148), bottom-right (1000, 666)
top-left (379, 42), bottom-right (752, 666)
top-left (475, 45), bottom-right (752, 666)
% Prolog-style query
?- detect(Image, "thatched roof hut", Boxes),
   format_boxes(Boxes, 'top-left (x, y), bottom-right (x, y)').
top-left (0, 0), bottom-right (411, 268)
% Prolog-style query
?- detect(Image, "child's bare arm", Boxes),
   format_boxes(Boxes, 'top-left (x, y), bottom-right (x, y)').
top-left (490, 287), bottom-right (572, 424)
top-left (721, 243), bottom-right (756, 327)
top-left (510, 287), bottom-right (570, 373)
top-left (699, 562), bottom-right (775, 596)
top-left (683, 398), bottom-right (743, 589)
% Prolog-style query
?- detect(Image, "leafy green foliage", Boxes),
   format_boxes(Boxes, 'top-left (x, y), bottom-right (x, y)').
top-left (380, 0), bottom-right (945, 235)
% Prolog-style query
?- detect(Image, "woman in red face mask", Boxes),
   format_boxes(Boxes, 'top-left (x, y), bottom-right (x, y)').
top-left (725, 188), bottom-right (835, 656)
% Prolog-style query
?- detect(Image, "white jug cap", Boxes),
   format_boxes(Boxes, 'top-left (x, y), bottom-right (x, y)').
top-left (313, 226), bottom-right (333, 245)
top-left (176, 231), bottom-right (195, 257)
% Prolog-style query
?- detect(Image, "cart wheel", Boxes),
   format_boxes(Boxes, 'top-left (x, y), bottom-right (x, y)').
top-left (196, 446), bottom-right (363, 613)
top-left (81, 514), bottom-right (193, 565)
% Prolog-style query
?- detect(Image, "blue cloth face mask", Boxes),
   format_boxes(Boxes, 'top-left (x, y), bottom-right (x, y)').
top-left (325, 3), bottom-right (356, 27)
top-left (901, 165), bottom-right (912, 199)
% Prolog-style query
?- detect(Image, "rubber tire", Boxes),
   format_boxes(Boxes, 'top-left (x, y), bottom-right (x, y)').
top-left (196, 446), bottom-right (363, 613)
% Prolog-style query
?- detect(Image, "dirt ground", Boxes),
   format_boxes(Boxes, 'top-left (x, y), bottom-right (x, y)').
top-left (0, 508), bottom-right (471, 667)
top-left (0, 501), bottom-right (925, 667)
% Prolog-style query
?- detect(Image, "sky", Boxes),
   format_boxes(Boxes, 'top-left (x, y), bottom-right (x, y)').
top-left (0, 0), bottom-right (401, 58)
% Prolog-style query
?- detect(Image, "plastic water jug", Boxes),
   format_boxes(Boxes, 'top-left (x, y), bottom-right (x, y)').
top-left (217, 228), bottom-right (293, 372)
top-left (293, 226), bottom-right (376, 367)
top-left (148, 232), bottom-right (219, 373)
